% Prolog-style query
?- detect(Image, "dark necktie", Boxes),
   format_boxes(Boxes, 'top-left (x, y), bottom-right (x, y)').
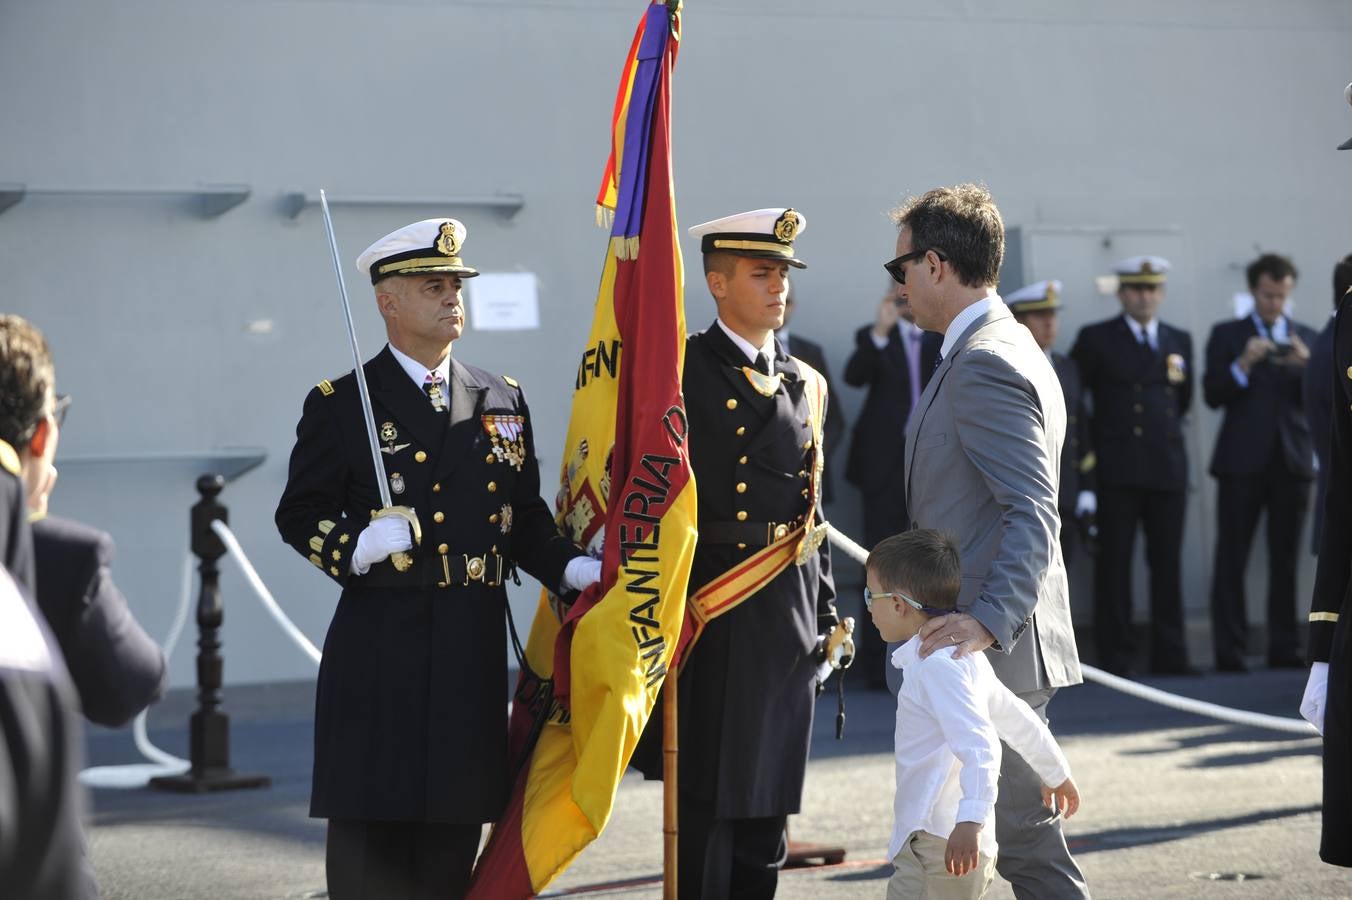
top-left (754, 351), bottom-right (770, 376)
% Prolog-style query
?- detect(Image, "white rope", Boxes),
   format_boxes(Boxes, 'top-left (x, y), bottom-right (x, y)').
top-left (211, 519), bottom-right (321, 665)
top-left (825, 523), bottom-right (1319, 737)
top-left (79, 553), bottom-right (193, 789)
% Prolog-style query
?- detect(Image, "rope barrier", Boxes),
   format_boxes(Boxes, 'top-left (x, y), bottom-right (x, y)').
top-left (825, 524), bottom-right (1319, 737)
top-left (211, 520), bottom-right (321, 665)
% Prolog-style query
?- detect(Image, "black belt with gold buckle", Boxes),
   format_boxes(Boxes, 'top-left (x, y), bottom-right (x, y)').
top-left (699, 520), bottom-right (791, 547)
top-left (359, 550), bottom-right (507, 589)
top-left (436, 551), bottom-right (506, 588)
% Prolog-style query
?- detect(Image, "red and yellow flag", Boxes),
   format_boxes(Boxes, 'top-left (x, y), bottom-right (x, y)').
top-left (467, 3), bottom-right (693, 896)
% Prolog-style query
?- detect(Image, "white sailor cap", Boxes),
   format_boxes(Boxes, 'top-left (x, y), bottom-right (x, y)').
top-left (1114, 255), bottom-right (1171, 286)
top-left (1005, 279), bottom-right (1063, 313)
top-left (357, 218), bottom-right (480, 285)
top-left (688, 207), bottom-right (808, 269)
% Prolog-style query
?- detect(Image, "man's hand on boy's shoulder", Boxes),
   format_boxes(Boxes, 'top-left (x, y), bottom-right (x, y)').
top-left (1041, 777), bottom-right (1080, 819)
top-left (918, 613), bottom-right (995, 660)
top-left (945, 821), bottom-right (983, 876)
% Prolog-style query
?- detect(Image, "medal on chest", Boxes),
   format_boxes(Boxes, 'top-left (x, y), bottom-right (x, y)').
top-left (483, 414), bottom-right (527, 470)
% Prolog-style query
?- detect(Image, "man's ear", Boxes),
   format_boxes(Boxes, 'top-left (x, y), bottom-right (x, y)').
top-left (706, 269), bottom-right (727, 302)
top-left (28, 417), bottom-right (51, 459)
top-left (375, 286), bottom-right (398, 317)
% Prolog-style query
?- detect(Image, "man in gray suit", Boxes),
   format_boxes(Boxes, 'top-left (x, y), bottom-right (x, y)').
top-left (885, 184), bottom-right (1087, 899)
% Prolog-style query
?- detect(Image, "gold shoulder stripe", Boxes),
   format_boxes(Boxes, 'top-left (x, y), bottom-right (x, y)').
top-left (317, 379), bottom-right (335, 396)
top-left (0, 440), bottom-right (19, 477)
top-left (503, 375), bottom-right (520, 388)
top-left (1310, 612), bottom-right (1339, 623)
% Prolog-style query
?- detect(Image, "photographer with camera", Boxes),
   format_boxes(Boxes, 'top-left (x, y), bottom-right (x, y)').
top-left (1203, 252), bottom-right (1317, 672)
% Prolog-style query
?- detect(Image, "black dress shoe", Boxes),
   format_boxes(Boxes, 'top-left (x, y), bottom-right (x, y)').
top-left (1267, 653), bottom-right (1306, 670)
top-left (1151, 663), bottom-right (1203, 677)
top-left (1215, 657), bottom-right (1250, 673)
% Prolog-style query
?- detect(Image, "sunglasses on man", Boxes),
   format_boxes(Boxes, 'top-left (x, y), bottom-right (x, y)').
top-left (884, 248), bottom-right (947, 285)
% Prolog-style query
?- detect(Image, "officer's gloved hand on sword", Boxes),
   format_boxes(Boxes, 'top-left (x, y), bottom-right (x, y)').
top-left (350, 516), bottom-right (415, 576)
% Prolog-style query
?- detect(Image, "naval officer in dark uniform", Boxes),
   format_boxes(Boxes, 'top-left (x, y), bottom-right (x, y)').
top-left (1006, 280), bottom-right (1097, 564)
top-left (276, 218), bottom-right (599, 900)
top-left (637, 207), bottom-right (839, 899)
top-left (1070, 256), bottom-right (1198, 677)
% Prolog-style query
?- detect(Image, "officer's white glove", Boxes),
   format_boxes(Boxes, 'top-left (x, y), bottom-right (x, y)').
top-left (349, 516), bottom-right (414, 576)
top-left (1075, 490), bottom-right (1097, 518)
top-left (1301, 661), bottom-right (1328, 735)
top-left (563, 556), bottom-right (603, 592)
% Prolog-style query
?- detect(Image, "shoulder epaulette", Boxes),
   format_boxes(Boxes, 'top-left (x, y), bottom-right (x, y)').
top-left (502, 375), bottom-right (519, 388)
top-left (317, 379), bottom-right (335, 396)
top-left (0, 440), bottom-right (19, 476)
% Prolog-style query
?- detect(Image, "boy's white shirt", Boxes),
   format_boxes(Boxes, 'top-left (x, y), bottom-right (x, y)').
top-left (889, 635), bottom-right (1072, 860)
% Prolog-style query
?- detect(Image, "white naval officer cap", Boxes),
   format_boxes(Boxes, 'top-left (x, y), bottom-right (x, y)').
top-left (1113, 255), bottom-right (1171, 286)
top-left (688, 207), bottom-right (808, 269)
top-left (1005, 279), bottom-right (1063, 313)
top-left (357, 218), bottom-right (480, 285)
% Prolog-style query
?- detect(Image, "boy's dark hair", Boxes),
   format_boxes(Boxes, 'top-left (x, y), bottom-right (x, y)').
top-left (889, 183), bottom-right (1004, 289)
top-left (866, 529), bottom-right (962, 612)
top-left (1245, 252), bottom-right (1298, 291)
top-left (0, 315), bottom-right (54, 449)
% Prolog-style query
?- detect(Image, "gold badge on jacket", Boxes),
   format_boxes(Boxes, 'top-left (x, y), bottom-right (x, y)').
top-left (483, 414), bottom-right (527, 470)
top-left (1166, 353), bottom-right (1186, 385)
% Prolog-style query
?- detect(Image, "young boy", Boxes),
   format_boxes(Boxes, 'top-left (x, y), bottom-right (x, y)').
top-left (867, 529), bottom-right (1080, 899)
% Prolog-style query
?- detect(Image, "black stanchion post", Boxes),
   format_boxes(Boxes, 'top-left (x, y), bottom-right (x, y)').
top-left (151, 474), bottom-right (270, 793)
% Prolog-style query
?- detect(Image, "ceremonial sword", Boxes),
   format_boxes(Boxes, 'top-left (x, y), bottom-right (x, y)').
top-left (318, 189), bottom-right (421, 572)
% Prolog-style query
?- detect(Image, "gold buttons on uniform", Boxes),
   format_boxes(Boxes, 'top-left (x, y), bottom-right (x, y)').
top-left (737, 542), bottom-right (747, 550)
top-left (1346, 366), bottom-right (1352, 380)
top-left (415, 450), bottom-right (428, 463)
top-left (736, 426), bottom-right (746, 436)
top-left (738, 456), bottom-right (748, 464)
top-left (486, 453), bottom-right (496, 463)
top-left (438, 543), bottom-right (449, 555)
top-left (736, 511), bottom-right (748, 521)
top-left (1133, 404), bottom-right (1143, 413)
top-left (1133, 426), bottom-right (1143, 436)
top-left (726, 398), bottom-right (738, 410)
top-left (487, 481), bottom-right (497, 493)
top-left (736, 482), bottom-right (747, 493)
top-left (433, 511), bottom-right (445, 524)
top-left (433, 483), bottom-right (442, 493)
top-left (489, 513), bottom-right (500, 524)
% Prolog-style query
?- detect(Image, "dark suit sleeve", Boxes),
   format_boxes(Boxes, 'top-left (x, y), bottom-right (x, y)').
top-left (1311, 309), bottom-right (1352, 663)
top-left (1203, 323), bottom-right (1245, 410)
top-left (505, 385), bottom-right (583, 593)
top-left (275, 386), bottom-right (364, 588)
top-left (58, 531), bottom-right (168, 728)
top-left (1179, 330), bottom-right (1195, 415)
top-left (842, 325), bottom-right (883, 388)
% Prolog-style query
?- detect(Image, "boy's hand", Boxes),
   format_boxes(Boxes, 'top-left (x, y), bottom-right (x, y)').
top-left (1041, 777), bottom-right (1080, 819)
top-left (945, 821), bottom-right (982, 876)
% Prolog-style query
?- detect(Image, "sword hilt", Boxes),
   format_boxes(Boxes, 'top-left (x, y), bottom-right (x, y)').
top-left (373, 506), bottom-right (422, 573)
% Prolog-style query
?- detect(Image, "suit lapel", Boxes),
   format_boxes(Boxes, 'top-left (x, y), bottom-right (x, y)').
top-left (367, 347), bottom-right (446, 455)
top-left (435, 358), bottom-right (489, 482)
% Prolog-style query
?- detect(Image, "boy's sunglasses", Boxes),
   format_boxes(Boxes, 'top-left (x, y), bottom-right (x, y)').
top-left (863, 588), bottom-right (949, 616)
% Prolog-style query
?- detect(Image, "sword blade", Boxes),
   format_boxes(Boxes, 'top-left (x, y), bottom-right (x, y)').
top-left (319, 189), bottom-right (393, 510)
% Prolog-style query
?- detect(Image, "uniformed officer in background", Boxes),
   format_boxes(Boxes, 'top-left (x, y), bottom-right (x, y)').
top-left (636, 207), bottom-right (840, 899)
top-left (1070, 257), bottom-right (1199, 677)
top-left (275, 218), bottom-right (599, 900)
top-left (1006, 280), bottom-right (1097, 564)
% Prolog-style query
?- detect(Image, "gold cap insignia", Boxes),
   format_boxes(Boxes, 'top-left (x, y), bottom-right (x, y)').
top-left (1045, 283), bottom-right (1058, 303)
top-left (435, 221), bottom-right (461, 256)
top-left (773, 209), bottom-right (801, 243)
top-left (1141, 260), bottom-right (1154, 274)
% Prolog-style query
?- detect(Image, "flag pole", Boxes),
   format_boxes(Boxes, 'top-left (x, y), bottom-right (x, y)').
top-left (662, 675), bottom-right (678, 899)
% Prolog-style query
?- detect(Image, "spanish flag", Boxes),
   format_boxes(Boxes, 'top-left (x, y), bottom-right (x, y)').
top-left (467, 3), bottom-right (693, 895)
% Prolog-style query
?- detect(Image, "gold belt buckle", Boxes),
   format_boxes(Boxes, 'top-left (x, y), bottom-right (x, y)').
top-left (464, 554), bottom-right (487, 584)
top-left (766, 522), bottom-right (788, 544)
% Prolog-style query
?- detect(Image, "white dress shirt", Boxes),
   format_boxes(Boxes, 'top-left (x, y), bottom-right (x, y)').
top-left (388, 342), bottom-right (452, 391)
top-left (888, 636), bottom-right (1072, 859)
top-left (940, 294), bottom-right (1005, 359)
top-left (715, 318), bottom-right (776, 375)
top-left (1122, 315), bottom-right (1160, 352)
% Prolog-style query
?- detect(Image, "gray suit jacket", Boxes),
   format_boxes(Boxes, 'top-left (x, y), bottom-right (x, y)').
top-left (902, 301), bottom-right (1082, 694)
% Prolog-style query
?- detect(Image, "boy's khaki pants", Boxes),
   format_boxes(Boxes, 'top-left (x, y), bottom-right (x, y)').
top-left (887, 830), bottom-right (996, 900)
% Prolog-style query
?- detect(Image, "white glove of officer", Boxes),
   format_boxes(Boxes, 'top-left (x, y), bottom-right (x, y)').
top-left (1075, 490), bottom-right (1097, 518)
top-left (1300, 661), bottom-right (1328, 735)
top-left (349, 516), bottom-right (414, 576)
top-left (563, 556), bottom-right (603, 592)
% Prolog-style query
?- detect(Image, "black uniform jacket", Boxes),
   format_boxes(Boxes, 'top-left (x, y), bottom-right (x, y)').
top-left (276, 346), bottom-right (580, 825)
top-left (1308, 293), bottom-right (1352, 867)
top-left (33, 515), bottom-right (167, 728)
top-left (1051, 351), bottom-right (1095, 513)
top-left (784, 332), bottom-right (845, 500)
top-left (635, 324), bottom-right (837, 818)
top-left (0, 448), bottom-right (34, 591)
top-left (1305, 315), bottom-right (1337, 550)
top-left (1202, 315), bottom-right (1317, 479)
top-left (1070, 316), bottom-right (1193, 491)
top-left (842, 324), bottom-right (941, 491)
